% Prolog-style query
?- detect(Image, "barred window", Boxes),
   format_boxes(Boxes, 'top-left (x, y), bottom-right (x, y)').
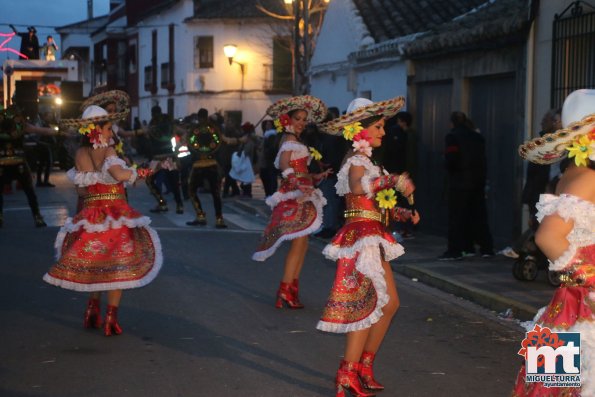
top-left (551, 2), bottom-right (595, 108)
top-left (194, 36), bottom-right (213, 69)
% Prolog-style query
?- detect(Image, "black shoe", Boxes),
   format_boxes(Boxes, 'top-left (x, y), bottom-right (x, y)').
top-left (34, 214), bottom-right (47, 227)
top-left (438, 251), bottom-right (463, 261)
top-left (215, 217), bottom-right (228, 229)
top-left (149, 204), bottom-right (168, 213)
top-left (186, 213), bottom-right (207, 226)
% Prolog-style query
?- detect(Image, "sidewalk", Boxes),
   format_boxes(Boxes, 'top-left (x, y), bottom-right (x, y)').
top-left (226, 190), bottom-right (554, 322)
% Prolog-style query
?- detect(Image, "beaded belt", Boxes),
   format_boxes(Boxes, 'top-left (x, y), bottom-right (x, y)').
top-left (559, 265), bottom-right (595, 287)
top-left (294, 172), bottom-right (311, 179)
top-left (344, 209), bottom-right (382, 222)
top-left (84, 193), bottom-right (126, 203)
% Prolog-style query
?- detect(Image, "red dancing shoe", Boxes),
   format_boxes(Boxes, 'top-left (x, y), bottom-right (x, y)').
top-left (335, 360), bottom-right (376, 397)
top-left (359, 351), bottom-right (384, 391)
top-left (275, 282), bottom-right (304, 309)
top-left (103, 305), bottom-right (123, 336)
top-left (83, 298), bottom-right (102, 329)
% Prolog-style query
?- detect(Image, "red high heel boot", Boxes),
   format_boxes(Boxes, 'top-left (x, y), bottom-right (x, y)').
top-left (335, 360), bottom-right (376, 397)
top-left (275, 282), bottom-right (304, 309)
top-left (291, 278), bottom-right (304, 306)
top-left (83, 298), bottom-right (102, 329)
top-left (359, 351), bottom-right (384, 391)
top-left (104, 305), bottom-right (123, 336)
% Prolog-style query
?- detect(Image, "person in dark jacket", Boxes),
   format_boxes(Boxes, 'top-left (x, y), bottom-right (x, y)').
top-left (10, 25), bottom-right (40, 60)
top-left (439, 111), bottom-right (494, 260)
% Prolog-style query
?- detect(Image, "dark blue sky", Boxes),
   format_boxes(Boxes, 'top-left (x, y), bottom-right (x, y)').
top-left (1, 0), bottom-right (109, 63)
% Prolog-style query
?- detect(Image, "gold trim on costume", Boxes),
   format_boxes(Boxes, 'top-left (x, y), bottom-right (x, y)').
top-left (84, 193), bottom-right (127, 203)
top-left (344, 209), bottom-right (382, 222)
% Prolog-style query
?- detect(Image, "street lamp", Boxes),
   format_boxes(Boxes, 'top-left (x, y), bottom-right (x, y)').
top-left (222, 44), bottom-right (245, 75)
top-left (223, 44), bottom-right (237, 65)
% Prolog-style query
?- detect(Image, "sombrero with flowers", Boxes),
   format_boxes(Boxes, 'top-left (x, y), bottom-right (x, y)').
top-left (320, 96), bottom-right (405, 135)
top-left (60, 105), bottom-right (129, 129)
top-left (80, 90), bottom-right (130, 116)
top-left (519, 89), bottom-right (595, 166)
top-left (266, 95), bottom-right (327, 123)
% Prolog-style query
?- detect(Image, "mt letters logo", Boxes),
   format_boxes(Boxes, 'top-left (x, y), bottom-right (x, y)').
top-left (517, 324), bottom-right (581, 388)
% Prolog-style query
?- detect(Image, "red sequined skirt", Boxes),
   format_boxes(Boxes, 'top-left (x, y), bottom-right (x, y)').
top-left (44, 185), bottom-right (162, 292)
top-left (317, 219), bottom-right (404, 333)
top-left (252, 187), bottom-right (325, 261)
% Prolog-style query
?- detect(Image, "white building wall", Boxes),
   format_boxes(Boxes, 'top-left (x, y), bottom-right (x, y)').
top-left (309, 0), bottom-right (410, 113)
top-left (59, 32), bottom-right (95, 95)
top-left (137, 0), bottom-right (285, 125)
top-left (356, 62), bottom-right (407, 103)
top-left (311, 72), bottom-right (351, 111)
top-left (310, 0), bottom-right (373, 67)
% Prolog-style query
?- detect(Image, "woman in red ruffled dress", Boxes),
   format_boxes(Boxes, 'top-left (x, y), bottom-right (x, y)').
top-left (43, 105), bottom-right (162, 337)
top-left (317, 98), bottom-right (419, 397)
top-left (252, 95), bottom-right (330, 309)
top-left (512, 89), bottom-right (595, 396)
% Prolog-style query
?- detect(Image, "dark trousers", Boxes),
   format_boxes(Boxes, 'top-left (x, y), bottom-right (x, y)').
top-left (35, 143), bottom-right (52, 184)
top-left (0, 162), bottom-right (41, 216)
top-left (146, 169), bottom-right (183, 207)
top-left (447, 188), bottom-right (493, 255)
top-left (188, 165), bottom-right (222, 218)
top-left (259, 167), bottom-right (278, 197)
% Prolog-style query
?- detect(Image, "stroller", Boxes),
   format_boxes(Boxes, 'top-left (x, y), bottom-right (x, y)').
top-left (512, 227), bottom-right (561, 287)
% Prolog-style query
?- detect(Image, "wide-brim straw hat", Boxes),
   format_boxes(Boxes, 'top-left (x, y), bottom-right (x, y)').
top-left (81, 90), bottom-right (130, 115)
top-left (60, 105), bottom-right (129, 128)
top-left (266, 95), bottom-right (328, 123)
top-left (519, 89), bottom-right (595, 164)
top-left (320, 96), bottom-right (406, 135)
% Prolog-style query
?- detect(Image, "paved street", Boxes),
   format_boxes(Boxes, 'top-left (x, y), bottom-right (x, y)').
top-left (0, 172), bottom-right (527, 397)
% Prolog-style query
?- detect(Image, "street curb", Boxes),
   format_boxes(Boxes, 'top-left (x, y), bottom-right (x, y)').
top-left (395, 264), bottom-right (540, 321)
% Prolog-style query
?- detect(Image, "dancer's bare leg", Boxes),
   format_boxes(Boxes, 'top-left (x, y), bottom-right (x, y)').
top-left (282, 236), bottom-right (308, 283)
top-left (363, 260), bottom-right (400, 353)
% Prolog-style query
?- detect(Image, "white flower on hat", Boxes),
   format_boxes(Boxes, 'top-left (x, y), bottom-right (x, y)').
top-left (352, 139), bottom-right (372, 157)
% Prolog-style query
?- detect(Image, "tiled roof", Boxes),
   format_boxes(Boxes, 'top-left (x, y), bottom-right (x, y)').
top-left (403, 0), bottom-right (530, 57)
top-left (190, 0), bottom-right (288, 19)
top-left (351, 0), bottom-right (487, 42)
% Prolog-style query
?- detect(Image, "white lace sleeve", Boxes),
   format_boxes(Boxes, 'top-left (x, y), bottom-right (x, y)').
top-left (335, 155), bottom-right (380, 197)
top-left (101, 155), bottom-right (137, 184)
top-left (536, 194), bottom-right (594, 227)
top-left (273, 141), bottom-right (309, 169)
top-left (535, 193), bottom-right (595, 271)
top-left (102, 155), bottom-right (127, 172)
top-left (67, 167), bottom-right (102, 187)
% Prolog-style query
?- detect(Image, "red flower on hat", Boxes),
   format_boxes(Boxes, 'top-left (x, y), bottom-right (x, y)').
top-left (279, 114), bottom-right (291, 127)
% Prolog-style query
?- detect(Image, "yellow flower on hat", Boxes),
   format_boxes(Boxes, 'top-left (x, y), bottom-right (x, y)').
top-left (376, 188), bottom-right (397, 209)
top-left (114, 141), bottom-right (124, 155)
top-left (566, 135), bottom-right (593, 167)
top-left (309, 147), bottom-right (322, 161)
top-left (343, 122), bottom-right (363, 141)
top-left (79, 123), bottom-right (96, 135)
